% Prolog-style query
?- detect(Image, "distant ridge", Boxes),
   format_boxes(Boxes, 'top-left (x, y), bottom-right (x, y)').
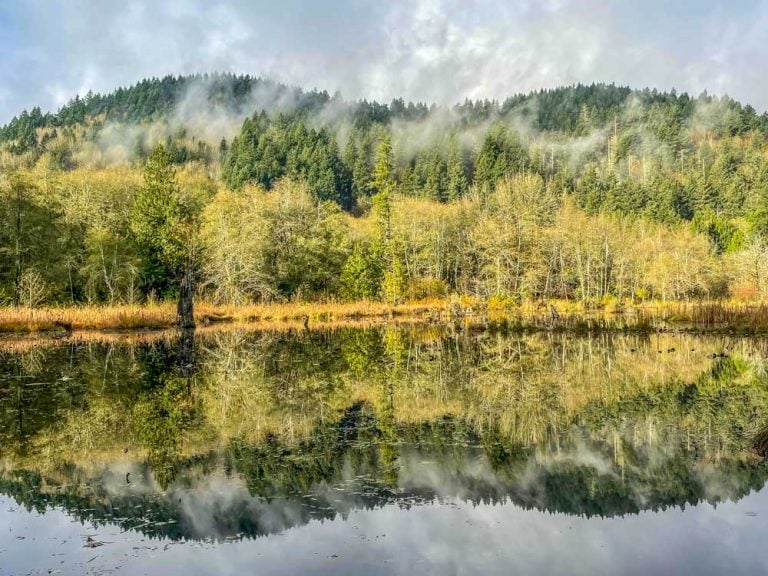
top-left (2, 73), bottom-right (767, 155)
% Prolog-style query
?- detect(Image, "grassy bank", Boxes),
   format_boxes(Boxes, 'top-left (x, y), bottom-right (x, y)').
top-left (485, 300), bottom-right (768, 335)
top-left (2, 298), bottom-right (768, 337)
top-left (0, 299), bottom-right (446, 334)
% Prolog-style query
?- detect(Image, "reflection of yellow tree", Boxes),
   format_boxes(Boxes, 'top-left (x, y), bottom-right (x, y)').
top-left (198, 330), bottom-right (351, 444)
top-left (6, 327), bottom-right (768, 481)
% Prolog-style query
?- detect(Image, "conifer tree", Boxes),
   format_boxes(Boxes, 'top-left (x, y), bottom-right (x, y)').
top-left (446, 135), bottom-right (468, 200)
top-left (131, 144), bottom-right (198, 327)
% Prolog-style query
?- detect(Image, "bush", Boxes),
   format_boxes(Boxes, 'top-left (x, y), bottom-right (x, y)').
top-left (487, 294), bottom-right (517, 312)
top-left (406, 277), bottom-right (447, 300)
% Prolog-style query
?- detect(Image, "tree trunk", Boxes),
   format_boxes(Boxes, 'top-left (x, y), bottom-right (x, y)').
top-left (13, 189), bottom-right (21, 308)
top-left (178, 326), bottom-right (196, 381)
top-left (177, 265), bottom-right (195, 329)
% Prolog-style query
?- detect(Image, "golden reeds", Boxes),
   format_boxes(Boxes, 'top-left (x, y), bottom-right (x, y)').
top-left (0, 299), bottom-right (447, 335)
top-left (2, 297), bottom-right (768, 337)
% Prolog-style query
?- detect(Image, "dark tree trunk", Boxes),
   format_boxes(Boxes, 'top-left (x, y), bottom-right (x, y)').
top-left (177, 326), bottom-right (196, 381)
top-left (177, 265), bottom-right (195, 329)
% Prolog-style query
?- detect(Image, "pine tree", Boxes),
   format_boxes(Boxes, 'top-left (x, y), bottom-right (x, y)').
top-left (424, 152), bottom-right (445, 201)
top-left (371, 132), bottom-right (394, 197)
top-left (446, 135), bottom-right (468, 200)
top-left (340, 243), bottom-right (382, 300)
top-left (131, 144), bottom-right (197, 326)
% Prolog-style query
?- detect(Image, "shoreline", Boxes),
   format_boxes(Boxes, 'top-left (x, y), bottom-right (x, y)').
top-left (0, 300), bottom-right (446, 336)
top-left (2, 299), bottom-right (768, 340)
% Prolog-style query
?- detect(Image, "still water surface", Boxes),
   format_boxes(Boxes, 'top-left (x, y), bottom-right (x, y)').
top-left (1, 326), bottom-right (767, 575)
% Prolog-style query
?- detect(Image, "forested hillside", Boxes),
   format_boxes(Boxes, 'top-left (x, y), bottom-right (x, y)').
top-left (1, 74), bottom-right (768, 307)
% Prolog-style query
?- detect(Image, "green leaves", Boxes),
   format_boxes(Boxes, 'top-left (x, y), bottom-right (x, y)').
top-left (130, 144), bottom-right (197, 296)
top-left (340, 243), bottom-right (382, 301)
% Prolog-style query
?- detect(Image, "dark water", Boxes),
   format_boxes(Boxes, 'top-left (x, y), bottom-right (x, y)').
top-left (1, 326), bottom-right (768, 575)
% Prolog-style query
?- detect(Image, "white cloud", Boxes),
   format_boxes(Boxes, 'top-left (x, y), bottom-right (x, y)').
top-left (1, 0), bottom-right (768, 123)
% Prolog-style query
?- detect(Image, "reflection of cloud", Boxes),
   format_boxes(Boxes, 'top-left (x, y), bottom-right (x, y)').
top-left (3, 488), bottom-right (768, 576)
top-left (2, 419), bottom-right (768, 576)
top-left (398, 447), bottom-right (505, 500)
top-left (173, 471), bottom-right (334, 540)
top-left (3, 420), bottom-right (767, 542)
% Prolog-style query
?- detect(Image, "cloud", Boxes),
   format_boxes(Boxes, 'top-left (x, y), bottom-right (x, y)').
top-left (1, 0), bottom-right (768, 123)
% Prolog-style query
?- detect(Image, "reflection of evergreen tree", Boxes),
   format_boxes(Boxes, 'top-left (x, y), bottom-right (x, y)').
top-left (132, 374), bottom-right (197, 490)
top-left (3, 329), bottom-right (768, 540)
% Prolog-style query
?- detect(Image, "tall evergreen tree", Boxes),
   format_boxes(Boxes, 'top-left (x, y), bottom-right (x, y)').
top-left (131, 144), bottom-right (198, 326)
top-left (446, 135), bottom-right (469, 200)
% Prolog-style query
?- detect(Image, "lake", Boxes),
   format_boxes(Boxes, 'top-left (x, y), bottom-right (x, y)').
top-left (1, 325), bottom-right (767, 575)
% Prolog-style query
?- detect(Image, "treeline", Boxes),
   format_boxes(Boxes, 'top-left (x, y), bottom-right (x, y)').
top-left (201, 172), bottom-right (766, 304)
top-left (4, 74), bottom-right (768, 150)
top-left (5, 78), bottom-right (768, 227)
top-left (0, 74), bottom-right (322, 148)
top-left (2, 77), bottom-right (768, 306)
top-left (2, 143), bottom-right (768, 307)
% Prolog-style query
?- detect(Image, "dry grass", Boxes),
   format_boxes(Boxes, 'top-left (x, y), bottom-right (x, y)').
top-left (655, 302), bottom-right (768, 332)
top-left (0, 303), bottom-right (173, 333)
top-left (2, 297), bottom-right (768, 338)
top-left (485, 299), bottom-right (768, 335)
top-left (201, 298), bottom-right (445, 324)
top-left (0, 299), bottom-right (447, 335)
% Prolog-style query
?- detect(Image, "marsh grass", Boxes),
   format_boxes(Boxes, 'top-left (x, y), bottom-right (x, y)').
top-left (2, 297), bottom-right (768, 337)
top-left (484, 300), bottom-right (768, 335)
top-left (660, 302), bottom-right (768, 333)
top-left (0, 299), bottom-right (446, 335)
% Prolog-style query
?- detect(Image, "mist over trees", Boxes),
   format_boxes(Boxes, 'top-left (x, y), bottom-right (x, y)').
top-left (1, 74), bottom-right (768, 306)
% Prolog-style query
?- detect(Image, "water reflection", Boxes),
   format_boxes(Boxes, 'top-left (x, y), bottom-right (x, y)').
top-left (1, 327), bottom-right (767, 544)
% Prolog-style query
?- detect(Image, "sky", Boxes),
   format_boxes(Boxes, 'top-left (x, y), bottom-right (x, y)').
top-left (1, 0), bottom-right (767, 123)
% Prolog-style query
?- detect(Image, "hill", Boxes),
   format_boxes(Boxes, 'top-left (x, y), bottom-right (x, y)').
top-left (1, 74), bottom-right (768, 308)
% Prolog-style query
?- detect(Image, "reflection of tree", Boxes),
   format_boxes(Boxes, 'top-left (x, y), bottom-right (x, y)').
top-left (480, 424), bottom-right (532, 480)
top-left (378, 384), bottom-right (400, 487)
top-left (229, 401), bottom-right (382, 498)
top-left (3, 328), bottom-right (768, 539)
top-left (0, 462), bottom-right (208, 541)
top-left (133, 329), bottom-right (199, 489)
top-left (577, 355), bottom-right (768, 457)
top-left (4, 330), bottom-right (768, 467)
top-left (132, 375), bottom-right (195, 489)
top-left (3, 411), bottom-right (767, 541)
top-left (341, 327), bottom-right (385, 378)
top-left (0, 345), bottom-right (89, 457)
